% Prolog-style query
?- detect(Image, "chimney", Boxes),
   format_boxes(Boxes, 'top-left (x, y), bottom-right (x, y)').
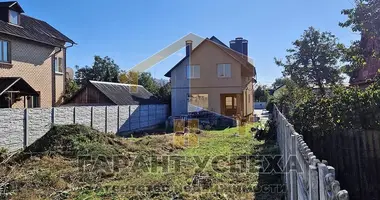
top-left (185, 40), bottom-right (193, 57)
top-left (229, 37), bottom-right (248, 56)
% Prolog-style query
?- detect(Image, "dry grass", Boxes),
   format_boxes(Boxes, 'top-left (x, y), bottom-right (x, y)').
top-left (0, 124), bottom-right (283, 199)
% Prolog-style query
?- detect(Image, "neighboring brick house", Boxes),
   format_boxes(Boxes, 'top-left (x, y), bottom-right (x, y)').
top-left (165, 36), bottom-right (256, 118)
top-left (0, 1), bottom-right (75, 108)
top-left (350, 34), bottom-right (380, 87)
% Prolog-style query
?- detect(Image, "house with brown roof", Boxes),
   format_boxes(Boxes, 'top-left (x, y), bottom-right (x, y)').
top-left (0, 1), bottom-right (75, 108)
top-left (165, 36), bottom-right (256, 118)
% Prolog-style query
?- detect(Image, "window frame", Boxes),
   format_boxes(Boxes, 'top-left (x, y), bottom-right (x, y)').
top-left (187, 65), bottom-right (200, 79)
top-left (55, 57), bottom-right (63, 73)
top-left (217, 63), bottom-right (232, 78)
top-left (8, 10), bottom-right (20, 25)
top-left (0, 39), bottom-right (11, 64)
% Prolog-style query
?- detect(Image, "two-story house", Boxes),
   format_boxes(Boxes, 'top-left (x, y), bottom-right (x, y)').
top-left (0, 1), bottom-right (75, 108)
top-left (165, 36), bottom-right (256, 118)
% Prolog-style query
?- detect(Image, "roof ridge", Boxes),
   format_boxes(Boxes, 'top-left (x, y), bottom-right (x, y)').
top-left (89, 80), bottom-right (142, 87)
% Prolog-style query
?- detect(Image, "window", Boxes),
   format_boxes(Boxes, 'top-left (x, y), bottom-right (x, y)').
top-left (9, 10), bottom-right (19, 25)
top-left (187, 65), bottom-right (200, 79)
top-left (226, 97), bottom-right (233, 109)
top-left (55, 57), bottom-right (63, 73)
top-left (217, 64), bottom-right (231, 78)
top-left (27, 94), bottom-right (40, 108)
top-left (189, 94), bottom-right (208, 109)
top-left (0, 40), bottom-right (10, 63)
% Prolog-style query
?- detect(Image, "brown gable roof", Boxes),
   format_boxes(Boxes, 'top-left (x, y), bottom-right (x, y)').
top-left (164, 38), bottom-right (255, 77)
top-left (0, 4), bottom-right (75, 47)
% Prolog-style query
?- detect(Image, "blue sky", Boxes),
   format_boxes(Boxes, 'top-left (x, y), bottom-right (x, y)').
top-left (18, 0), bottom-right (359, 85)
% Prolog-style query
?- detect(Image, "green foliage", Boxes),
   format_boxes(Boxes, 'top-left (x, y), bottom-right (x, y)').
top-left (75, 56), bottom-right (120, 86)
top-left (156, 82), bottom-right (171, 103)
top-left (266, 97), bottom-right (274, 113)
top-left (272, 78), bottom-right (314, 117)
top-left (338, 41), bottom-right (367, 80)
top-left (339, 0), bottom-right (380, 80)
top-left (340, 0), bottom-right (380, 37)
top-left (290, 79), bottom-right (380, 135)
top-left (275, 27), bottom-right (343, 95)
top-left (254, 85), bottom-right (269, 102)
top-left (272, 77), bottom-right (288, 89)
top-left (63, 79), bottom-right (80, 99)
top-left (138, 72), bottom-right (159, 95)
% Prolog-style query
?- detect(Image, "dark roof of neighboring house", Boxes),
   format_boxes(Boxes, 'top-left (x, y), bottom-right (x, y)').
top-left (0, 1), bottom-right (23, 12)
top-left (209, 36), bottom-right (228, 47)
top-left (0, 2), bottom-right (75, 47)
top-left (0, 77), bottom-right (39, 96)
top-left (164, 36), bottom-right (255, 77)
top-left (77, 81), bottom-right (162, 105)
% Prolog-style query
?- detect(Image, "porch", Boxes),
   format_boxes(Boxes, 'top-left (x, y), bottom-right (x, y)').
top-left (0, 77), bottom-right (40, 108)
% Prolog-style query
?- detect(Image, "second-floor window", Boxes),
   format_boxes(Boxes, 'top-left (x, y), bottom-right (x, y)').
top-left (9, 10), bottom-right (19, 25)
top-left (187, 65), bottom-right (200, 79)
top-left (0, 40), bottom-right (10, 63)
top-left (55, 57), bottom-right (63, 73)
top-left (217, 64), bottom-right (231, 78)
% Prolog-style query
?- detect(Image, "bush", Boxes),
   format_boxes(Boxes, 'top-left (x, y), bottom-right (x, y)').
top-left (266, 97), bottom-right (274, 113)
top-left (290, 79), bottom-right (380, 135)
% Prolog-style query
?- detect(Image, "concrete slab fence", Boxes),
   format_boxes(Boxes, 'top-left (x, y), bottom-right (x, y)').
top-left (273, 105), bottom-right (349, 200)
top-left (0, 104), bottom-right (168, 152)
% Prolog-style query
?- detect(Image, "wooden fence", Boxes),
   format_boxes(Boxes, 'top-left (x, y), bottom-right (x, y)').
top-left (274, 105), bottom-right (349, 200)
top-left (302, 129), bottom-right (380, 200)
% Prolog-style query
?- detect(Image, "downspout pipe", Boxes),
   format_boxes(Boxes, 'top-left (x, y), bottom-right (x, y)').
top-left (52, 42), bottom-right (75, 107)
top-left (52, 47), bottom-right (62, 107)
top-left (62, 42), bottom-right (75, 102)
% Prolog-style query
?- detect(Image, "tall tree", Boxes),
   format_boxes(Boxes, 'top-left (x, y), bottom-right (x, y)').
top-left (254, 85), bottom-right (269, 102)
top-left (272, 77), bottom-right (290, 89)
top-left (75, 56), bottom-right (120, 86)
top-left (340, 0), bottom-right (380, 37)
top-left (63, 80), bottom-right (80, 99)
top-left (275, 27), bottom-right (343, 95)
top-left (339, 0), bottom-right (380, 81)
top-left (156, 82), bottom-right (171, 103)
top-left (138, 72), bottom-right (159, 95)
top-left (119, 70), bottom-right (139, 84)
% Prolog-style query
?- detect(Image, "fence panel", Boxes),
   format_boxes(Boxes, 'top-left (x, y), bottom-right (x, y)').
top-left (274, 105), bottom-right (348, 200)
top-left (0, 104), bottom-right (169, 152)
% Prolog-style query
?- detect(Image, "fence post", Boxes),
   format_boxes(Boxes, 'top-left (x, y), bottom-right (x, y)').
top-left (73, 106), bottom-right (76, 124)
top-left (117, 106), bottom-right (120, 132)
top-left (90, 106), bottom-right (94, 128)
top-left (290, 134), bottom-right (298, 200)
top-left (24, 108), bottom-right (28, 148)
top-left (129, 106), bottom-right (131, 131)
top-left (309, 164), bottom-right (319, 200)
top-left (51, 107), bottom-right (55, 125)
top-left (105, 106), bottom-right (108, 133)
top-left (318, 163), bottom-right (328, 200)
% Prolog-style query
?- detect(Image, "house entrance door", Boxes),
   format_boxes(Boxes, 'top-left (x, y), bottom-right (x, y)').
top-left (222, 94), bottom-right (237, 116)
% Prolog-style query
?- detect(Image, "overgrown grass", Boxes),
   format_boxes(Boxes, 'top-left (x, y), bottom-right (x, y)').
top-left (0, 124), bottom-right (283, 200)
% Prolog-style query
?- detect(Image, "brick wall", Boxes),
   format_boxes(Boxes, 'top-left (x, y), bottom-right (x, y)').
top-left (0, 33), bottom-right (65, 108)
top-left (0, 104), bottom-right (169, 152)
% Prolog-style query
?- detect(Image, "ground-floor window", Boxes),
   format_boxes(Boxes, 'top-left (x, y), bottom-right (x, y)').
top-left (189, 94), bottom-right (208, 109)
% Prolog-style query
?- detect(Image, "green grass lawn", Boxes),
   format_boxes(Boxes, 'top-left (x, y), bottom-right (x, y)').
top-left (1, 125), bottom-right (284, 200)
